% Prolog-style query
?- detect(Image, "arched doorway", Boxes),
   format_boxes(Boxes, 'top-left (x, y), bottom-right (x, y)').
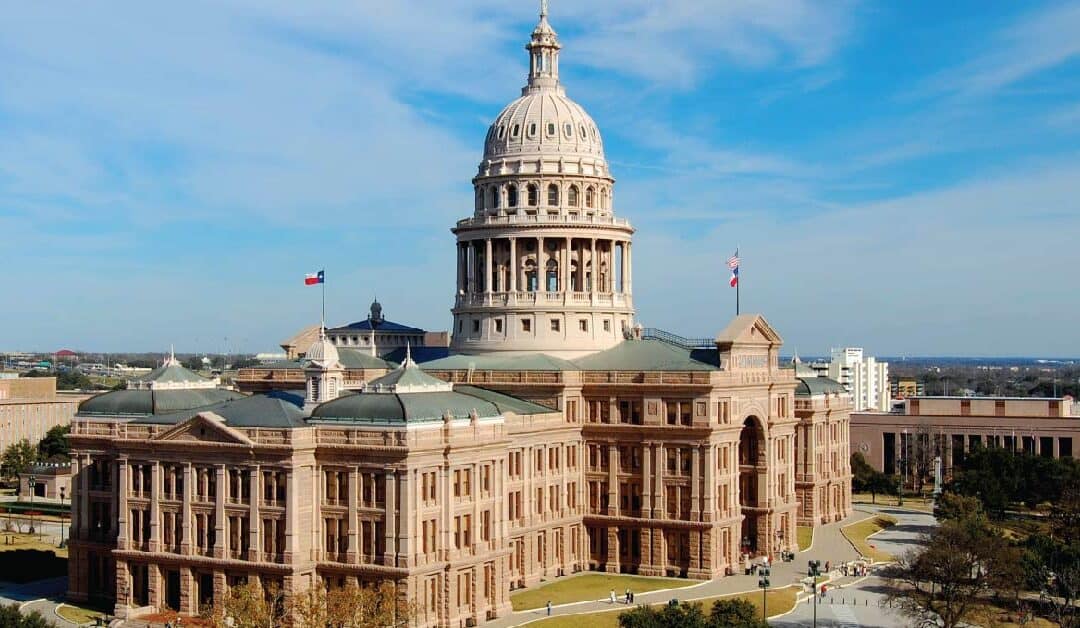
top-left (739, 416), bottom-right (767, 554)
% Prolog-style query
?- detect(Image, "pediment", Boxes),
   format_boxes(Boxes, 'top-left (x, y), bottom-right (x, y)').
top-left (715, 314), bottom-right (784, 348)
top-left (155, 412), bottom-right (254, 445)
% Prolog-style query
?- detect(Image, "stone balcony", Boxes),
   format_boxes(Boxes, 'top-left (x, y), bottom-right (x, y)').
top-left (456, 212), bottom-right (632, 230)
top-left (454, 291), bottom-right (632, 309)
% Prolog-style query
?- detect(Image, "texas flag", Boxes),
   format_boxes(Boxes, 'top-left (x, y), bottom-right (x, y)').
top-left (304, 270), bottom-right (325, 286)
top-left (727, 251), bottom-right (739, 288)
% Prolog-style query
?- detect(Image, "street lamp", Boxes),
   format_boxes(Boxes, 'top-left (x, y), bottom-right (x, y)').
top-left (808, 559), bottom-right (822, 628)
top-left (59, 486), bottom-right (67, 548)
top-left (27, 475), bottom-right (37, 537)
top-left (758, 567), bottom-right (770, 622)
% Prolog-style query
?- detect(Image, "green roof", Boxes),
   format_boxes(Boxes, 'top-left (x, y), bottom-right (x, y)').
top-left (134, 391), bottom-right (307, 428)
top-left (310, 390), bottom-right (501, 425)
top-left (420, 353), bottom-right (578, 372)
top-left (453, 385), bottom-right (557, 414)
top-left (795, 377), bottom-right (847, 397)
top-left (573, 339), bottom-right (720, 371)
top-left (78, 389), bottom-right (244, 417)
top-left (337, 348), bottom-right (396, 369)
top-left (134, 363), bottom-right (211, 384)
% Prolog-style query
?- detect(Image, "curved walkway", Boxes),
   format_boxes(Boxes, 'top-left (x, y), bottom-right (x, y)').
top-left (0, 576), bottom-right (79, 626)
top-left (488, 511), bottom-right (871, 627)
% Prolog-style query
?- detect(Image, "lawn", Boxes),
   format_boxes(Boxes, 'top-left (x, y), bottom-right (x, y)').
top-left (841, 514), bottom-right (898, 563)
top-left (56, 603), bottom-right (107, 625)
top-left (527, 586), bottom-right (800, 627)
top-left (852, 493), bottom-right (935, 513)
top-left (0, 531), bottom-right (68, 558)
top-left (968, 601), bottom-right (1059, 628)
top-left (511, 573), bottom-right (699, 611)
top-left (796, 525), bottom-right (813, 551)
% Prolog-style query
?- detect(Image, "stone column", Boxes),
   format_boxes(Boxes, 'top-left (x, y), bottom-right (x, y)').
top-left (626, 241), bottom-right (633, 294)
top-left (509, 237), bottom-right (518, 293)
top-left (284, 468), bottom-right (297, 561)
top-left (690, 447), bottom-right (701, 521)
top-left (117, 457), bottom-right (129, 550)
top-left (248, 465), bottom-right (260, 561)
top-left (485, 239), bottom-right (493, 295)
top-left (703, 445), bottom-right (715, 522)
top-left (214, 465), bottom-right (226, 558)
top-left (385, 471), bottom-right (397, 566)
top-left (654, 445), bottom-right (665, 519)
top-left (149, 462), bottom-right (161, 551)
top-left (607, 445), bottom-right (619, 517)
top-left (642, 443), bottom-right (652, 515)
top-left (619, 241), bottom-right (627, 293)
top-left (78, 454), bottom-right (90, 538)
top-left (590, 239), bottom-right (597, 298)
top-left (181, 463), bottom-right (192, 555)
top-left (348, 467), bottom-right (359, 563)
top-left (398, 471), bottom-right (412, 565)
top-left (563, 236), bottom-right (571, 293)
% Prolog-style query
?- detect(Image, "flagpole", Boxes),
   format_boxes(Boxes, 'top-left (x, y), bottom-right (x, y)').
top-left (736, 246), bottom-right (740, 316)
top-left (321, 269), bottom-right (326, 329)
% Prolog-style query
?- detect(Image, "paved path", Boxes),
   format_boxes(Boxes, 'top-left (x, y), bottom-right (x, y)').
top-left (0, 576), bottom-right (78, 626)
top-left (490, 511), bottom-right (869, 627)
top-left (771, 505), bottom-right (938, 628)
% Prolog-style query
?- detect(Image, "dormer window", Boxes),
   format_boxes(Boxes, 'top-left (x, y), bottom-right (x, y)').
top-left (498, 125), bottom-right (506, 139)
top-left (564, 123), bottom-right (573, 138)
top-left (547, 122), bottom-right (556, 137)
top-left (511, 124), bottom-right (521, 138)
top-left (527, 123), bottom-right (537, 138)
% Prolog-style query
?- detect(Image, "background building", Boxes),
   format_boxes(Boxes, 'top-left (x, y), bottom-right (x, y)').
top-left (0, 377), bottom-right (89, 453)
top-left (822, 347), bottom-right (890, 412)
top-left (851, 396), bottom-right (1079, 480)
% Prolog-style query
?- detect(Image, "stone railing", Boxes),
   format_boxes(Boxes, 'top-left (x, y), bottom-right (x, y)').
top-left (456, 213), bottom-right (632, 229)
top-left (454, 291), bottom-right (629, 308)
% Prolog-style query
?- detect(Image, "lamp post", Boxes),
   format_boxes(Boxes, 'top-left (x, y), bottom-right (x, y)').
top-left (758, 567), bottom-right (770, 622)
top-left (27, 475), bottom-right (37, 537)
top-left (59, 486), bottom-right (67, 548)
top-left (808, 559), bottom-right (822, 628)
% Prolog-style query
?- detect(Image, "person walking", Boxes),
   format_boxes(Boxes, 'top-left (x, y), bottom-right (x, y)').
top-left (610, 589), bottom-right (616, 604)
top-left (547, 601), bottom-right (552, 616)
top-left (625, 588), bottom-right (631, 604)
top-left (630, 590), bottom-right (635, 603)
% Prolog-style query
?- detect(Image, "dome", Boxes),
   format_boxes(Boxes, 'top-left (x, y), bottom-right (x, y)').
top-left (304, 328), bottom-right (340, 367)
top-left (484, 92), bottom-right (605, 162)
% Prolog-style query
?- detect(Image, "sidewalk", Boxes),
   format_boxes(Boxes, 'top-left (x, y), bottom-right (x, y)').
top-left (487, 511), bottom-right (871, 627)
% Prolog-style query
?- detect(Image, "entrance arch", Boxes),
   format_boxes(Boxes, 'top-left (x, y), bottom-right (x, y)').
top-left (739, 416), bottom-right (768, 554)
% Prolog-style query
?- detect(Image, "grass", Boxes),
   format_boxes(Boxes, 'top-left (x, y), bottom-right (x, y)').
top-left (796, 525), bottom-right (813, 551)
top-left (841, 514), bottom-right (898, 563)
top-left (511, 573), bottom-right (699, 611)
top-left (968, 601), bottom-right (1059, 628)
top-left (0, 531), bottom-right (68, 558)
top-left (527, 586), bottom-right (800, 628)
top-left (57, 604), bottom-right (108, 625)
top-left (852, 493), bottom-right (935, 512)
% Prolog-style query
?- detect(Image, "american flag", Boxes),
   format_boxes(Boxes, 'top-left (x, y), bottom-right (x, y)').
top-left (728, 250), bottom-right (739, 287)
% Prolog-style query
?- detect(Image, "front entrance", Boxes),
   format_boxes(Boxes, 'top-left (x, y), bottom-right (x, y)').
top-left (165, 570), bottom-right (181, 612)
top-left (739, 416), bottom-right (767, 554)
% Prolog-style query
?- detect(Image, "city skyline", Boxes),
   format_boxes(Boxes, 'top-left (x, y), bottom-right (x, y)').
top-left (2, 1), bottom-right (1078, 356)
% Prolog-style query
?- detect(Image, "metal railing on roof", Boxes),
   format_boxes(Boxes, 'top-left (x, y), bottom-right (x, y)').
top-left (641, 328), bottom-right (714, 350)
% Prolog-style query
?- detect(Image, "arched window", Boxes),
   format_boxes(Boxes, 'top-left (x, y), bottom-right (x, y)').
top-left (546, 259), bottom-right (559, 292)
top-left (527, 184), bottom-right (539, 206)
top-left (600, 188), bottom-right (608, 210)
top-left (585, 187), bottom-right (594, 208)
top-left (507, 184), bottom-right (518, 208)
top-left (567, 185), bottom-right (579, 207)
top-left (489, 186), bottom-right (499, 209)
top-left (524, 260), bottom-right (537, 292)
top-left (547, 184), bottom-right (559, 206)
top-left (475, 188), bottom-right (483, 210)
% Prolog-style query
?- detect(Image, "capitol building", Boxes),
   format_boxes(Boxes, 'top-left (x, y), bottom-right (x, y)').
top-left (67, 6), bottom-right (852, 626)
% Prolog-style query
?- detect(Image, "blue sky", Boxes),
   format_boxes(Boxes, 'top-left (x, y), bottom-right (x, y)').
top-left (1, 1), bottom-right (1078, 357)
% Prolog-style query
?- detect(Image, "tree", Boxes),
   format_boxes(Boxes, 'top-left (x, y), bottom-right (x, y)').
top-left (619, 601), bottom-right (707, 628)
top-left (851, 452), bottom-right (876, 492)
top-left (1, 440), bottom-right (39, 479)
top-left (708, 598), bottom-right (768, 627)
top-left (933, 492), bottom-right (983, 522)
top-left (205, 581), bottom-right (286, 628)
top-left (883, 509), bottom-right (1021, 628)
top-left (1022, 486), bottom-right (1080, 628)
top-left (37, 424), bottom-right (70, 460)
top-left (0, 603), bottom-right (52, 628)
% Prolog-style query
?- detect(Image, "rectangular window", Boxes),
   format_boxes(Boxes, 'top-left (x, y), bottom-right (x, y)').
top-left (550, 318), bottom-right (560, 332)
top-left (472, 319), bottom-right (480, 333)
top-left (603, 319), bottom-right (611, 332)
top-left (579, 319), bottom-right (588, 332)
top-left (522, 318), bottom-right (532, 332)
top-left (494, 319), bottom-right (503, 333)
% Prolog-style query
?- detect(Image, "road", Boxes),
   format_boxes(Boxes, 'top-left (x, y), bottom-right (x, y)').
top-left (771, 505), bottom-right (937, 628)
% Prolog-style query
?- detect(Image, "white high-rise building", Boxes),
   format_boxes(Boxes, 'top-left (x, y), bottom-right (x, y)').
top-left (827, 347), bottom-right (889, 412)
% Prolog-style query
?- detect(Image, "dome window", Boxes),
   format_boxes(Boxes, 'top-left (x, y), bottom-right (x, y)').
top-left (568, 185), bottom-right (579, 207)
top-left (564, 123), bottom-right (573, 138)
top-left (527, 184), bottom-right (539, 206)
top-left (547, 184), bottom-right (560, 206)
top-left (511, 124), bottom-right (521, 138)
top-left (527, 123), bottom-right (537, 138)
top-left (585, 187), bottom-right (595, 208)
top-left (498, 125), bottom-right (506, 139)
top-left (489, 186), bottom-right (500, 209)
top-left (547, 122), bottom-right (556, 137)
top-left (580, 125), bottom-right (587, 139)
top-left (507, 184), bottom-right (519, 208)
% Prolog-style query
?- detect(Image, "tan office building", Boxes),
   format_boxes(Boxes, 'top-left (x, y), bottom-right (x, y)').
top-left (68, 7), bottom-right (852, 625)
top-left (0, 377), bottom-right (87, 452)
top-left (851, 396), bottom-right (1078, 478)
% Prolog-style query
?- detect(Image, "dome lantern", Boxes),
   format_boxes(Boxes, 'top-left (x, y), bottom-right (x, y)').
top-left (525, 0), bottom-right (562, 93)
